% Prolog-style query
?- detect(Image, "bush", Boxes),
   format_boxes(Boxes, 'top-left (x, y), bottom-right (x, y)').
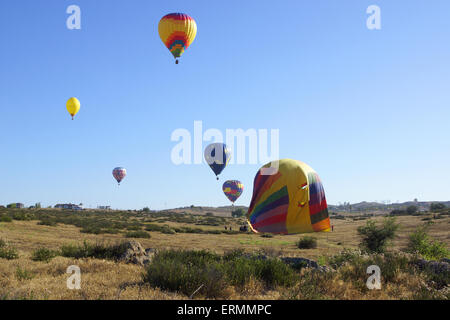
top-left (0, 242), bottom-right (19, 260)
top-left (297, 236), bottom-right (317, 249)
top-left (0, 215), bottom-right (12, 222)
top-left (357, 217), bottom-right (399, 253)
top-left (60, 241), bottom-right (129, 260)
top-left (12, 212), bottom-right (34, 221)
top-left (232, 208), bottom-right (246, 218)
top-left (31, 247), bottom-right (58, 262)
top-left (143, 249), bottom-right (297, 298)
top-left (406, 205), bottom-right (418, 215)
top-left (406, 225), bottom-right (450, 260)
top-left (16, 267), bottom-right (35, 281)
top-left (430, 203), bottom-right (446, 212)
top-left (125, 231), bottom-right (150, 239)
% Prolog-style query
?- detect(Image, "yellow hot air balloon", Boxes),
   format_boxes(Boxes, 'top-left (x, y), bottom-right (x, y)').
top-left (158, 13), bottom-right (197, 64)
top-left (66, 97), bottom-right (80, 120)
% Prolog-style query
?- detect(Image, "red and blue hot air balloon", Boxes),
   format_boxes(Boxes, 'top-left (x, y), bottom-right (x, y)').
top-left (112, 167), bottom-right (127, 186)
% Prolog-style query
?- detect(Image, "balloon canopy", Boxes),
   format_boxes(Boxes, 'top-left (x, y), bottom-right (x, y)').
top-left (112, 167), bottom-right (127, 185)
top-left (223, 180), bottom-right (244, 204)
top-left (204, 143), bottom-right (230, 180)
top-left (247, 159), bottom-right (330, 234)
top-left (66, 97), bottom-right (80, 120)
top-left (158, 13), bottom-right (197, 63)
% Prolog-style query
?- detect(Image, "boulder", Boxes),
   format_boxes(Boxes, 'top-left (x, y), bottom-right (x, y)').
top-left (118, 241), bottom-right (154, 266)
top-left (415, 259), bottom-right (450, 274)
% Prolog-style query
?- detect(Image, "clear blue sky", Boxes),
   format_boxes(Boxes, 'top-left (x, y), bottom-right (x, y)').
top-left (1, 0), bottom-right (449, 210)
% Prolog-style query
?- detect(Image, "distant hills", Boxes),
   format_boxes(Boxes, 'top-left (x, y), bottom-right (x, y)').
top-left (161, 201), bottom-right (449, 216)
top-left (329, 201), bottom-right (450, 212)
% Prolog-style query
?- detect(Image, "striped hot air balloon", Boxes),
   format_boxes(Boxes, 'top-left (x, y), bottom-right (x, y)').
top-left (112, 167), bottom-right (127, 185)
top-left (158, 13), bottom-right (197, 64)
top-left (223, 180), bottom-right (244, 204)
top-left (247, 159), bottom-right (330, 235)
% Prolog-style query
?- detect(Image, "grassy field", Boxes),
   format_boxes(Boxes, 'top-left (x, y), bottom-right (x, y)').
top-left (0, 208), bottom-right (448, 300)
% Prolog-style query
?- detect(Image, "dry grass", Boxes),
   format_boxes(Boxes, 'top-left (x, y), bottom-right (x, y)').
top-left (0, 212), bottom-right (448, 300)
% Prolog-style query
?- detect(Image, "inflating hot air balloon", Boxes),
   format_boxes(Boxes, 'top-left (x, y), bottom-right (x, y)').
top-left (158, 13), bottom-right (197, 64)
top-left (66, 97), bottom-right (80, 120)
top-left (112, 167), bottom-right (127, 185)
top-left (204, 143), bottom-right (230, 180)
top-left (247, 159), bottom-right (330, 234)
top-left (223, 180), bottom-right (244, 205)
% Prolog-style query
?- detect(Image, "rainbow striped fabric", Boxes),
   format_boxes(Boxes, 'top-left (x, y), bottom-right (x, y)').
top-left (247, 159), bottom-right (330, 234)
top-left (158, 13), bottom-right (197, 59)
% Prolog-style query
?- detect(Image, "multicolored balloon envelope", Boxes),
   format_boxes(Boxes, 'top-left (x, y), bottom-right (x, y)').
top-left (66, 97), bottom-right (80, 120)
top-left (158, 13), bottom-right (197, 63)
top-left (112, 167), bottom-right (127, 185)
top-left (223, 180), bottom-right (244, 204)
top-left (247, 159), bottom-right (330, 234)
top-left (204, 143), bottom-right (231, 180)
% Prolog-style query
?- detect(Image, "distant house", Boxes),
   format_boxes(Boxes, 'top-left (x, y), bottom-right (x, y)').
top-left (7, 203), bottom-right (24, 209)
top-left (97, 206), bottom-right (111, 210)
top-left (54, 203), bottom-right (83, 211)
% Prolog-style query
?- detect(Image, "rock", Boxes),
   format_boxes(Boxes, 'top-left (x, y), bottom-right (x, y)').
top-left (415, 259), bottom-right (450, 274)
top-left (281, 257), bottom-right (319, 269)
top-left (118, 241), bottom-right (154, 266)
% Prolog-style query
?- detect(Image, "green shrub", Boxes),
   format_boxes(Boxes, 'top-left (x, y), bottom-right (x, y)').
top-left (297, 236), bottom-right (317, 249)
top-left (406, 225), bottom-right (450, 260)
top-left (16, 267), bottom-right (35, 281)
top-left (0, 215), bottom-right (12, 223)
top-left (31, 247), bottom-right (58, 262)
top-left (143, 249), bottom-right (297, 298)
top-left (80, 226), bottom-right (103, 234)
top-left (0, 243), bottom-right (19, 260)
top-left (125, 231), bottom-right (150, 239)
top-left (357, 217), bottom-right (399, 253)
top-left (126, 224), bottom-right (142, 231)
top-left (327, 249), bottom-right (364, 269)
top-left (12, 212), bottom-right (34, 221)
top-left (430, 203), bottom-right (446, 212)
top-left (232, 208), bottom-right (246, 218)
top-left (60, 241), bottom-right (129, 260)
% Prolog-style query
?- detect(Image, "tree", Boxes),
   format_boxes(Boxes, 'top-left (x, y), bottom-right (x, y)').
top-left (357, 217), bottom-right (399, 254)
top-left (406, 205), bottom-right (418, 215)
top-left (430, 203), bottom-right (446, 212)
top-left (35, 203), bottom-right (41, 209)
top-left (142, 207), bottom-right (150, 212)
top-left (231, 208), bottom-right (246, 218)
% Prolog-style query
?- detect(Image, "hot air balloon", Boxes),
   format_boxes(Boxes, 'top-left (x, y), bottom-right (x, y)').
top-left (247, 159), bottom-right (330, 235)
top-left (158, 13), bottom-right (197, 64)
top-left (223, 180), bottom-right (244, 205)
top-left (66, 97), bottom-right (80, 120)
top-left (204, 143), bottom-right (230, 180)
top-left (112, 167), bottom-right (127, 185)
